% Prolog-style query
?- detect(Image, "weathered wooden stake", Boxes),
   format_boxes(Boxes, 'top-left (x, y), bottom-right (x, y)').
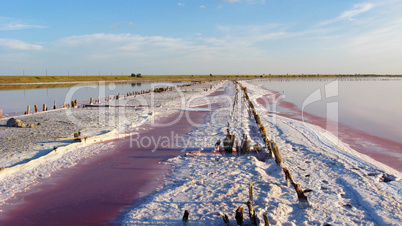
top-left (292, 182), bottom-right (310, 208)
top-left (26, 105), bottom-right (30, 115)
top-left (182, 210), bottom-right (189, 221)
top-left (0, 109), bottom-right (2, 119)
top-left (223, 129), bottom-right (235, 154)
top-left (270, 140), bottom-right (283, 167)
top-left (263, 213), bottom-right (270, 226)
top-left (249, 182), bottom-right (253, 202)
top-left (255, 114), bottom-right (261, 125)
top-left (253, 143), bottom-right (262, 154)
top-left (283, 167), bottom-right (293, 187)
top-left (90, 97), bottom-right (93, 104)
top-left (34, 105), bottom-right (38, 113)
top-left (43, 104), bottom-right (47, 111)
top-left (236, 140), bottom-right (240, 155)
top-left (74, 99), bottom-right (78, 108)
top-left (215, 139), bottom-right (221, 151)
top-left (235, 207), bottom-right (244, 226)
top-left (247, 200), bottom-right (258, 225)
top-left (222, 214), bottom-right (229, 225)
top-left (74, 132), bottom-right (81, 138)
top-left (240, 134), bottom-right (250, 155)
top-left (53, 101), bottom-right (56, 109)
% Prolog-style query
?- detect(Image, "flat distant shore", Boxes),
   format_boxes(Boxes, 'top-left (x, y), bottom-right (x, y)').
top-left (0, 80), bottom-right (401, 225)
top-left (0, 74), bottom-right (401, 90)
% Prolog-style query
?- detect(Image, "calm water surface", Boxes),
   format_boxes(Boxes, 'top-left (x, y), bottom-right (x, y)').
top-left (0, 82), bottom-right (188, 117)
top-left (252, 77), bottom-right (402, 144)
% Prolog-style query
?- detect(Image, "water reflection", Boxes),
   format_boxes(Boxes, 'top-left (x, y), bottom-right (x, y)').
top-left (0, 82), bottom-right (187, 117)
top-left (252, 77), bottom-right (402, 144)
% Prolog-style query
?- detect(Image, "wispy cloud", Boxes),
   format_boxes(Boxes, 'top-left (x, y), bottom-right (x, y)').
top-left (0, 17), bottom-right (46, 30)
top-left (320, 3), bottom-right (374, 26)
top-left (339, 3), bottom-right (374, 20)
top-left (178, 2), bottom-right (184, 7)
top-left (56, 33), bottom-right (204, 57)
top-left (0, 38), bottom-right (43, 50)
top-left (200, 5), bottom-right (206, 9)
top-left (0, 22), bottom-right (46, 31)
top-left (110, 21), bottom-right (136, 29)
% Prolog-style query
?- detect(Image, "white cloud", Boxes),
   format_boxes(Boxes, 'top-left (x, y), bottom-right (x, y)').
top-left (0, 18), bottom-right (46, 30)
top-left (0, 38), bottom-right (43, 50)
top-left (0, 22), bottom-right (46, 31)
top-left (110, 21), bottom-right (136, 29)
top-left (178, 2), bottom-right (184, 6)
top-left (200, 5), bottom-right (206, 9)
top-left (339, 3), bottom-right (374, 20)
top-left (319, 3), bottom-right (375, 26)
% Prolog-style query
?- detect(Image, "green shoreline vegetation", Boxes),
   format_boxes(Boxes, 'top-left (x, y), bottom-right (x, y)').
top-left (0, 74), bottom-right (400, 90)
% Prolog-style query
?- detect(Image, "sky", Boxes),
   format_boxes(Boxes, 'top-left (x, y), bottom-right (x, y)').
top-left (0, 0), bottom-right (401, 76)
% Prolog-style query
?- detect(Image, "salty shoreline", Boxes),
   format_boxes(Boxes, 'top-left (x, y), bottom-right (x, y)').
top-left (123, 81), bottom-right (402, 225)
top-left (255, 92), bottom-right (402, 172)
top-left (0, 80), bottom-right (223, 202)
top-left (0, 80), bottom-right (401, 225)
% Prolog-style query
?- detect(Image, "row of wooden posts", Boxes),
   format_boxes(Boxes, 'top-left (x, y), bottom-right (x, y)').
top-left (236, 80), bottom-right (310, 207)
top-left (23, 100), bottom-right (79, 115)
top-left (182, 182), bottom-right (271, 225)
top-left (203, 80), bottom-right (310, 225)
top-left (19, 81), bottom-right (210, 116)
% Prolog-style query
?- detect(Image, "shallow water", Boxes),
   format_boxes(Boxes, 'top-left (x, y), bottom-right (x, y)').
top-left (252, 77), bottom-right (402, 144)
top-left (0, 87), bottom-right (225, 225)
top-left (0, 81), bottom-right (189, 116)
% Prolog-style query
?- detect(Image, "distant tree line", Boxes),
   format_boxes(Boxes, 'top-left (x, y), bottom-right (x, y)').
top-left (131, 73), bottom-right (142, 78)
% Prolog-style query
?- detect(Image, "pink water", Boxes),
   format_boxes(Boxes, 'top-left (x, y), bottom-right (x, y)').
top-left (257, 94), bottom-right (402, 171)
top-left (0, 89), bottom-right (224, 225)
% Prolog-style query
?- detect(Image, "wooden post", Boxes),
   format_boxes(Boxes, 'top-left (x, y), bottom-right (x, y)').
top-left (182, 210), bottom-right (189, 224)
top-left (43, 104), bottom-right (47, 111)
top-left (90, 97), bottom-right (93, 104)
top-left (74, 132), bottom-right (81, 138)
top-left (53, 101), bottom-right (56, 109)
top-left (263, 213), bottom-right (270, 226)
top-left (222, 214), bottom-right (229, 225)
top-left (223, 129), bottom-right (235, 154)
top-left (0, 109), bottom-right (2, 119)
top-left (74, 99), bottom-right (78, 108)
top-left (64, 102), bottom-right (67, 108)
top-left (34, 105), bottom-right (38, 113)
top-left (26, 105), bottom-right (30, 115)
top-left (241, 134), bottom-right (250, 155)
top-left (235, 207), bottom-right (244, 226)
top-left (259, 125), bottom-right (268, 140)
top-left (71, 101), bottom-right (74, 108)
top-left (249, 182), bottom-right (253, 202)
top-left (215, 139), bottom-right (221, 151)
top-left (253, 143), bottom-right (262, 154)
top-left (270, 140), bottom-right (283, 167)
top-left (255, 114), bottom-right (261, 125)
top-left (292, 182), bottom-right (310, 208)
top-left (97, 96), bottom-right (100, 103)
top-left (247, 200), bottom-right (258, 225)
top-left (283, 168), bottom-right (293, 187)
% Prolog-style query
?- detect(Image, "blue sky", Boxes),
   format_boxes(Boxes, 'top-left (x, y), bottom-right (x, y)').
top-left (0, 0), bottom-right (401, 75)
